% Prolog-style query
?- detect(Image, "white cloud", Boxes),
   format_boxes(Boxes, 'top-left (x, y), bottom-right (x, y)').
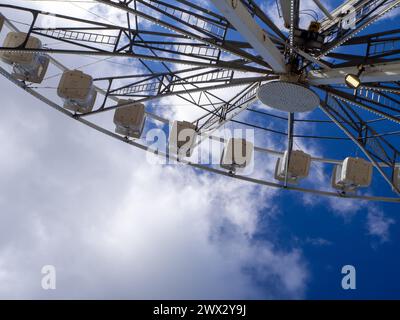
top-left (0, 53), bottom-right (308, 299)
top-left (305, 237), bottom-right (332, 246)
top-left (366, 208), bottom-right (395, 243)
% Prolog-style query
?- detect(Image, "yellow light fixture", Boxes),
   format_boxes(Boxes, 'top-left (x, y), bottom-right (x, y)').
top-left (345, 65), bottom-right (365, 89)
top-left (345, 74), bottom-right (361, 89)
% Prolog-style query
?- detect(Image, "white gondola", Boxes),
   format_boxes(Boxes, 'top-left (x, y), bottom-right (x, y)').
top-left (57, 70), bottom-right (97, 113)
top-left (0, 32), bottom-right (49, 84)
top-left (332, 157), bottom-right (373, 193)
top-left (220, 138), bottom-right (254, 172)
top-left (275, 150), bottom-right (311, 184)
top-left (169, 120), bottom-right (197, 157)
top-left (113, 100), bottom-right (146, 139)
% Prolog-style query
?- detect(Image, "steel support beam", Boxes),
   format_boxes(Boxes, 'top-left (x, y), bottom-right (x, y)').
top-left (210, 0), bottom-right (286, 73)
top-left (308, 62), bottom-right (400, 85)
top-left (284, 112), bottom-right (295, 187)
top-left (312, 0), bottom-right (334, 20)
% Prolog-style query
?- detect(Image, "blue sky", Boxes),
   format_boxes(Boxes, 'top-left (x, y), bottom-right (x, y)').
top-left (251, 0), bottom-right (400, 299)
top-left (0, 0), bottom-right (399, 299)
top-left (271, 193), bottom-right (400, 299)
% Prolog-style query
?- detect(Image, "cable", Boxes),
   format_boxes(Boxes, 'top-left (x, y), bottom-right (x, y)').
top-left (300, 12), bottom-right (318, 22)
top-left (300, 9), bottom-right (319, 21)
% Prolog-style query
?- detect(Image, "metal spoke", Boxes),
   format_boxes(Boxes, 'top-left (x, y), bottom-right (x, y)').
top-left (284, 112), bottom-right (295, 187)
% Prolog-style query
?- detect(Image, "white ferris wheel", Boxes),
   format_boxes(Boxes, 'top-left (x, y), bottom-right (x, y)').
top-left (0, 0), bottom-right (400, 202)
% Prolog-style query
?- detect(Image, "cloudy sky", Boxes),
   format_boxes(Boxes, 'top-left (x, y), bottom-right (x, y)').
top-left (0, 0), bottom-right (399, 299)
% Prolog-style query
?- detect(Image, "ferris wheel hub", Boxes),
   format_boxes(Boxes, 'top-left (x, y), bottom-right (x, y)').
top-left (257, 80), bottom-right (320, 113)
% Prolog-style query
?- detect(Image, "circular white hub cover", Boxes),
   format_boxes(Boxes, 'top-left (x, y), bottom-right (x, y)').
top-left (257, 81), bottom-right (320, 113)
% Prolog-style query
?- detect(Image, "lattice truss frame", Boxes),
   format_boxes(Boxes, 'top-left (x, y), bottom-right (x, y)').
top-left (0, 0), bottom-right (400, 202)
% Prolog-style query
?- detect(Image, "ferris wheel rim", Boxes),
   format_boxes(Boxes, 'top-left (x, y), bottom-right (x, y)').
top-left (1, 63), bottom-right (399, 203)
